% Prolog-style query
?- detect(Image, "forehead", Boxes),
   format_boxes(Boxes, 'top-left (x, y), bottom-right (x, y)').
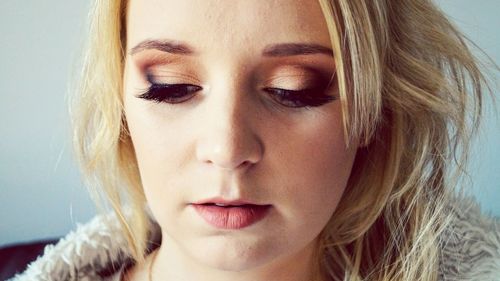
top-left (126, 0), bottom-right (331, 53)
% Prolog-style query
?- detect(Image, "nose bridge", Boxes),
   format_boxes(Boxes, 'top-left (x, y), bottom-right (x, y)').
top-left (195, 75), bottom-right (263, 171)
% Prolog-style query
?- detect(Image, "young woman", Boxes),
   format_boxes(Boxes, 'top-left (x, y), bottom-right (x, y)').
top-left (12, 0), bottom-right (499, 280)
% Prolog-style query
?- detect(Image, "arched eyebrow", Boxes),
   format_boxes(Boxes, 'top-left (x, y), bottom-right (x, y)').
top-left (129, 39), bottom-right (334, 57)
top-left (130, 39), bottom-right (195, 56)
top-left (262, 43), bottom-right (334, 57)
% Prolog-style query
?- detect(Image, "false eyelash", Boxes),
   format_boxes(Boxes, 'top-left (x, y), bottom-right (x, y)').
top-left (137, 83), bottom-right (202, 104)
top-left (136, 79), bottom-right (337, 108)
top-left (263, 87), bottom-right (337, 108)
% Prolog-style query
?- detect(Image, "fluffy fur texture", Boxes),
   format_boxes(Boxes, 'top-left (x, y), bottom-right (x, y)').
top-left (10, 196), bottom-right (500, 281)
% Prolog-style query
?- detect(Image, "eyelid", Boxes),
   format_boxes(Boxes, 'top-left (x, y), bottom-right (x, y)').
top-left (262, 73), bottom-right (317, 85)
top-left (145, 70), bottom-right (201, 85)
top-left (262, 66), bottom-right (333, 85)
top-left (263, 73), bottom-right (333, 93)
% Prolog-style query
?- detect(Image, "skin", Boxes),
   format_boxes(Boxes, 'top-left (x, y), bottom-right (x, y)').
top-left (122, 0), bottom-right (359, 280)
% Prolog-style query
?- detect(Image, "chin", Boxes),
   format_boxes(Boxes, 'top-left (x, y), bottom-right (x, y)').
top-left (206, 257), bottom-right (261, 272)
top-left (190, 236), bottom-right (277, 272)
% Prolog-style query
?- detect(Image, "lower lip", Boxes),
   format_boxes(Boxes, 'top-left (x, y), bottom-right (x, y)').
top-left (192, 204), bottom-right (271, 229)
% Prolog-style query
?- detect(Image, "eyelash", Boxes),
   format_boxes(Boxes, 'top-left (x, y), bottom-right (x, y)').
top-left (137, 83), bottom-right (203, 104)
top-left (263, 87), bottom-right (336, 108)
top-left (136, 80), bottom-right (336, 109)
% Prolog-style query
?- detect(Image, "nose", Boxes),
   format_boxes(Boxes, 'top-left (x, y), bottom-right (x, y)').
top-left (195, 86), bottom-right (264, 172)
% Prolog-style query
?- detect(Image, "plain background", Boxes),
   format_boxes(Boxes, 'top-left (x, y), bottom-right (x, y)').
top-left (0, 0), bottom-right (498, 247)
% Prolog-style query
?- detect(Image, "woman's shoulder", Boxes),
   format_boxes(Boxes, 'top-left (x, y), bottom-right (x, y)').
top-left (439, 195), bottom-right (500, 280)
top-left (8, 212), bottom-right (134, 281)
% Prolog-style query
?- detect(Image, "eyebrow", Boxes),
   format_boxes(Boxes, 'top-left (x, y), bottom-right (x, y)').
top-left (129, 39), bottom-right (333, 57)
top-left (130, 39), bottom-right (195, 56)
top-left (262, 43), bottom-right (333, 57)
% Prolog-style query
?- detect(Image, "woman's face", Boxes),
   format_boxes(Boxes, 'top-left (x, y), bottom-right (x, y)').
top-left (123, 0), bottom-right (358, 275)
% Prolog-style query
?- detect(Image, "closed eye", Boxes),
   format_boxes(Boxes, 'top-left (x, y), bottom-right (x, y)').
top-left (263, 87), bottom-right (337, 108)
top-left (136, 84), bottom-right (336, 108)
top-left (137, 83), bottom-right (202, 104)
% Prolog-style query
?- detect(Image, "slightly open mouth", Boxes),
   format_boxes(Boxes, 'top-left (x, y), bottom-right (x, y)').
top-left (200, 203), bottom-right (255, 208)
top-left (192, 203), bottom-right (272, 229)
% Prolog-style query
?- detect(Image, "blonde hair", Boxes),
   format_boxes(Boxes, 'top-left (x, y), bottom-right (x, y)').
top-left (71, 0), bottom-right (492, 280)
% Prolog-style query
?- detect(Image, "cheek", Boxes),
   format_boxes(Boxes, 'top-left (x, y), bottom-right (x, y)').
top-left (123, 99), bottom-right (194, 221)
top-left (269, 108), bottom-right (355, 229)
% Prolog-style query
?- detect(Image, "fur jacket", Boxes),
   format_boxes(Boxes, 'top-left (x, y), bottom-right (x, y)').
top-left (10, 196), bottom-right (500, 281)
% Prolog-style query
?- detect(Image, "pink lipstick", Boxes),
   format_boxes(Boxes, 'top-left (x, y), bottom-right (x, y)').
top-left (191, 199), bottom-right (271, 229)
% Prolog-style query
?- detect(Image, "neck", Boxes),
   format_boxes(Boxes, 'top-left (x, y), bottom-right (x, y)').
top-left (152, 232), bottom-right (323, 281)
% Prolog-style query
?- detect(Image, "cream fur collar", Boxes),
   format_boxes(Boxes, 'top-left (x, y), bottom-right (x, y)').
top-left (10, 196), bottom-right (500, 281)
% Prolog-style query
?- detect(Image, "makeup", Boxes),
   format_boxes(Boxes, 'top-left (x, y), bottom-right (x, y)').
top-left (191, 203), bottom-right (271, 229)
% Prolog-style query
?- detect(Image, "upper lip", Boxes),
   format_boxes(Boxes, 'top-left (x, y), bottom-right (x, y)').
top-left (191, 197), bottom-right (268, 206)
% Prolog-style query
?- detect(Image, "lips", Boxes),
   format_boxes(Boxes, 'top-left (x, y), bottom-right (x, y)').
top-left (191, 199), bottom-right (271, 229)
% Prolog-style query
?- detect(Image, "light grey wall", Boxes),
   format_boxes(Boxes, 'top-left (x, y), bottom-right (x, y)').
top-left (0, 1), bottom-right (95, 247)
top-left (1, 1), bottom-right (498, 247)
top-left (436, 0), bottom-right (500, 219)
